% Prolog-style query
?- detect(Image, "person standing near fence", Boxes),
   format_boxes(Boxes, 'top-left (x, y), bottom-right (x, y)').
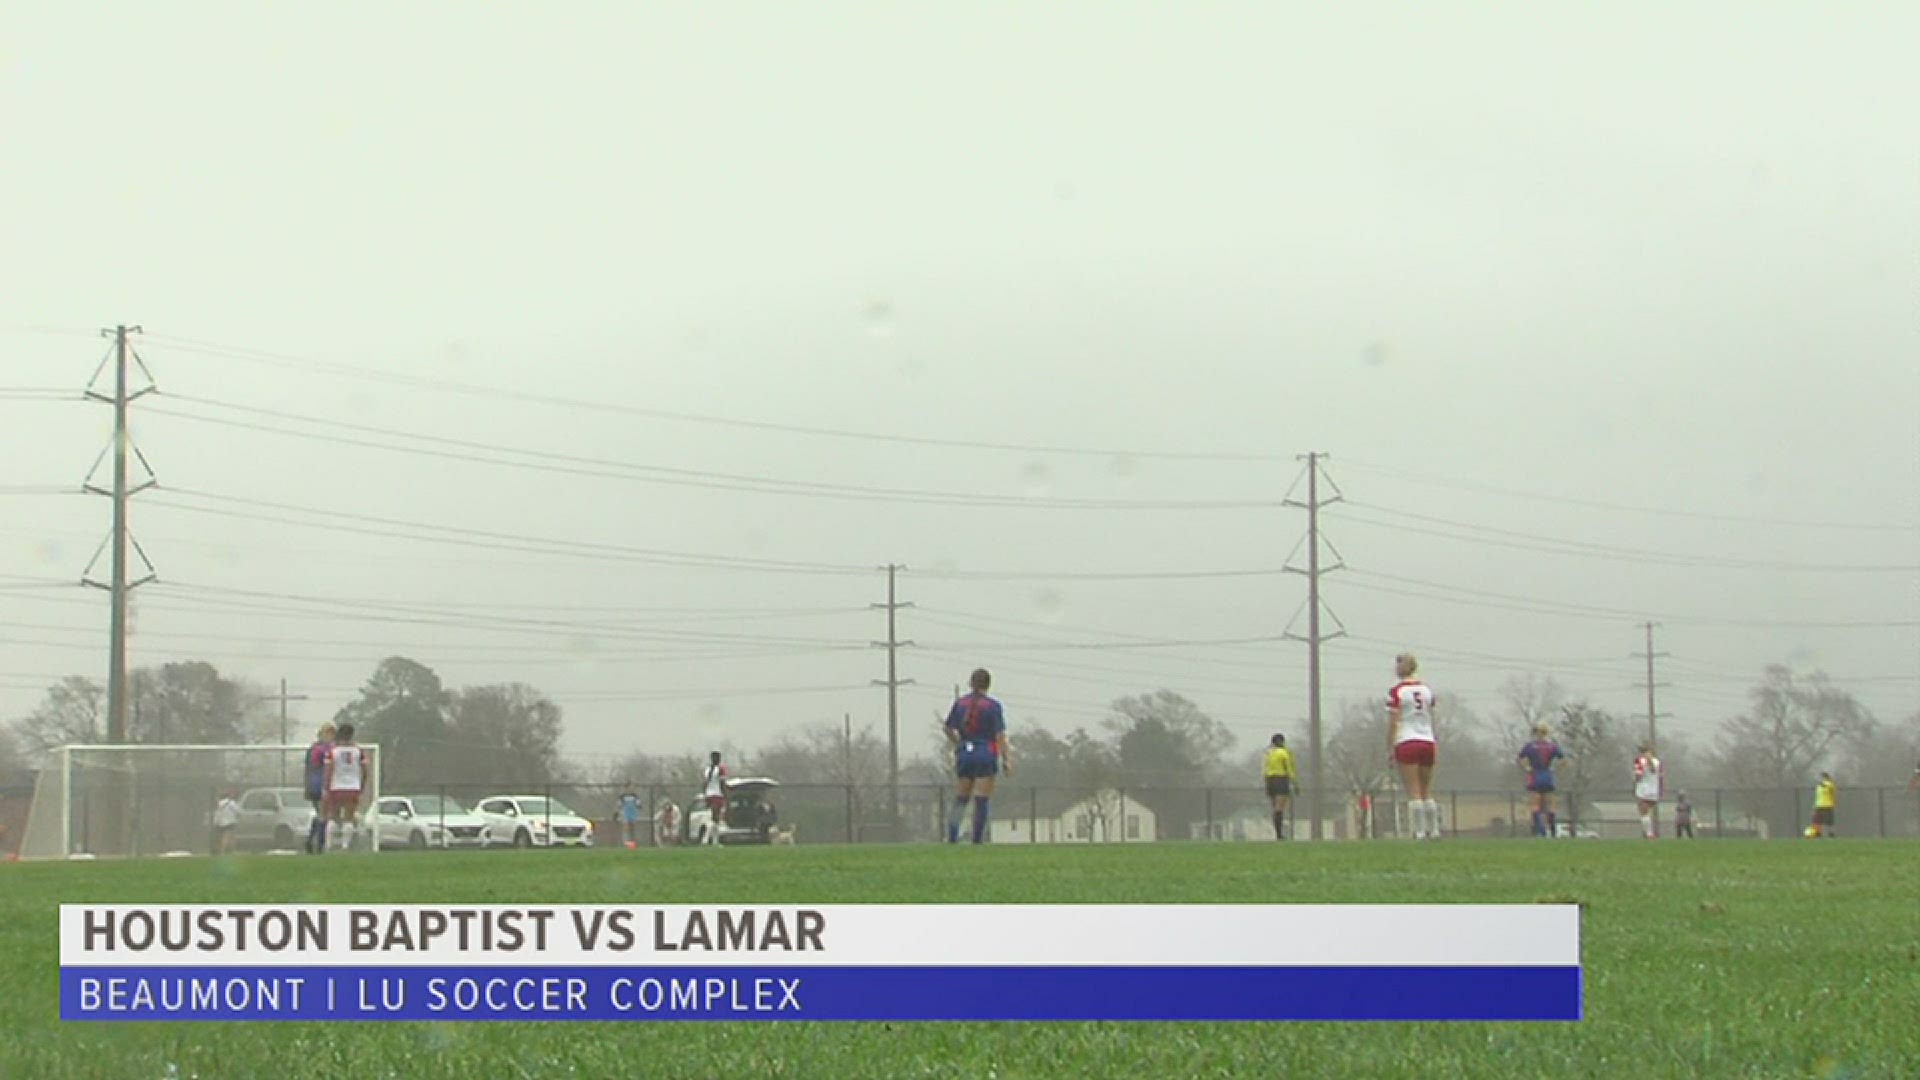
top-left (654, 799), bottom-right (681, 847)
top-left (1386, 653), bottom-right (1441, 840)
top-left (1909, 762), bottom-right (1920, 833)
top-left (212, 791), bottom-right (240, 855)
top-left (946, 668), bottom-right (1010, 845)
top-left (1516, 723), bottom-right (1565, 838)
top-left (303, 723), bottom-right (335, 855)
top-left (1674, 791), bottom-right (1696, 839)
top-left (1263, 733), bottom-right (1295, 840)
top-left (699, 752), bottom-right (728, 846)
top-left (1632, 744), bottom-right (1664, 840)
top-left (615, 790), bottom-right (643, 850)
top-left (1810, 772), bottom-right (1837, 838)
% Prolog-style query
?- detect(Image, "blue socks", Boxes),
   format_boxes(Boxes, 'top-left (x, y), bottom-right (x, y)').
top-left (945, 795), bottom-right (993, 844)
top-left (1530, 810), bottom-right (1545, 837)
top-left (307, 814), bottom-right (327, 853)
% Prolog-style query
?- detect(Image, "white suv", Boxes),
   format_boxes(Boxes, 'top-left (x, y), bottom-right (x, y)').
top-left (372, 795), bottom-right (493, 850)
top-left (473, 795), bottom-right (594, 849)
top-left (231, 787), bottom-right (317, 851)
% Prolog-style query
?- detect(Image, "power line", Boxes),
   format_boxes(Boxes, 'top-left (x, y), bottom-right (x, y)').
top-left (142, 333), bottom-right (1291, 463)
top-left (145, 395), bottom-right (1284, 511)
top-left (1339, 458), bottom-right (1920, 534)
top-left (146, 488), bottom-right (878, 576)
top-left (1334, 503), bottom-right (1919, 573)
top-left (146, 581), bottom-right (870, 649)
top-left (1341, 570), bottom-right (1918, 629)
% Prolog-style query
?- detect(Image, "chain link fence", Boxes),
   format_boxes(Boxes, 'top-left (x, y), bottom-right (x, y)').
top-left (4, 771), bottom-right (1914, 854)
top-left (380, 780), bottom-right (1920, 845)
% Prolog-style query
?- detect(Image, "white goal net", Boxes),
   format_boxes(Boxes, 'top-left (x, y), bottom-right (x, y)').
top-left (18, 743), bottom-right (382, 860)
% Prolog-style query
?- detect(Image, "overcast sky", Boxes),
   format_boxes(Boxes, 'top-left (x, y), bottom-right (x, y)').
top-left (2, 4), bottom-right (1915, 775)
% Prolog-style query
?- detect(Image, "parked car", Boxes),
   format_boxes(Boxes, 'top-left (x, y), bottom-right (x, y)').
top-left (231, 787), bottom-right (316, 851)
top-left (686, 778), bottom-right (781, 845)
top-left (472, 795), bottom-right (594, 848)
top-left (371, 795), bottom-right (493, 850)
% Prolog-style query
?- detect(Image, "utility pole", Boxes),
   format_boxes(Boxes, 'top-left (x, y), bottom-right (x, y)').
top-left (870, 564), bottom-right (914, 835)
top-left (82, 326), bottom-right (158, 744)
top-left (1283, 452), bottom-right (1347, 841)
top-left (1631, 622), bottom-right (1671, 749)
top-left (264, 679), bottom-right (311, 783)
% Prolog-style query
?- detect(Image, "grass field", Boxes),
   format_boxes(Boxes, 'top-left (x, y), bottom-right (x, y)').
top-left (6, 840), bottom-right (1918, 1079)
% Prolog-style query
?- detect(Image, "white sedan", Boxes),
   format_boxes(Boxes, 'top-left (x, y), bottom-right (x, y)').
top-left (371, 795), bottom-right (493, 850)
top-left (473, 795), bottom-right (595, 849)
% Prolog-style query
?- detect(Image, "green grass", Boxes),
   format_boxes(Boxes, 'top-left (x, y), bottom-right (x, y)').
top-left (5, 841), bottom-right (1917, 1079)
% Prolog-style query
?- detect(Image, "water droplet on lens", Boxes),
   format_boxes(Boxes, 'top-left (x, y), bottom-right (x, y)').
top-left (1362, 342), bottom-right (1390, 368)
top-left (1022, 462), bottom-right (1052, 498)
top-left (1033, 589), bottom-right (1065, 623)
top-left (863, 301), bottom-right (895, 340)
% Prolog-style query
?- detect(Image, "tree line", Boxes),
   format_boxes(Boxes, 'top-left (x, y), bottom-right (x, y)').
top-left (6, 655), bottom-right (1913, 840)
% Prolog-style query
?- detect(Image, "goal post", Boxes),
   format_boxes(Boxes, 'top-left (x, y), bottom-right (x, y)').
top-left (18, 743), bottom-right (382, 860)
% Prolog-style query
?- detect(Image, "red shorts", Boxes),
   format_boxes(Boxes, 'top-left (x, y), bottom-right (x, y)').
top-left (1393, 741), bottom-right (1436, 767)
top-left (705, 795), bottom-right (725, 813)
top-left (323, 790), bottom-right (361, 815)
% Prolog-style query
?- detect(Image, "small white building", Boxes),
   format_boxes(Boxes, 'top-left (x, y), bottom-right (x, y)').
top-left (989, 789), bottom-right (1156, 844)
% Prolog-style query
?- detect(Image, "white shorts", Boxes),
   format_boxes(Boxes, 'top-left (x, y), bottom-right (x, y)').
top-left (1634, 782), bottom-right (1662, 802)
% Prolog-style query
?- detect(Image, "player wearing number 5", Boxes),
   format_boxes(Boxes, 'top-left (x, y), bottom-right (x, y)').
top-left (1386, 653), bottom-right (1442, 840)
top-left (945, 668), bottom-right (1011, 844)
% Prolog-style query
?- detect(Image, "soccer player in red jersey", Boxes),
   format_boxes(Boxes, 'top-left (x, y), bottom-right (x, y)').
top-left (1386, 654), bottom-right (1441, 840)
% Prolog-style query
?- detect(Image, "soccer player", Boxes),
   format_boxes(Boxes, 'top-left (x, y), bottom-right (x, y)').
top-left (302, 723), bottom-right (335, 855)
top-left (1263, 733), bottom-right (1295, 840)
top-left (615, 790), bottom-right (643, 850)
top-left (322, 723), bottom-right (371, 851)
top-left (1632, 744), bottom-right (1663, 840)
top-left (698, 752), bottom-right (728, 845)
top-left (654, 799), bottom-right (681, 847)
top-left (1516, 723), bottom-right (1565, 838)
top-left (1810, 772), bottom-right (1837, 838)
top-left (212, 791), bottom-right (240, 855)
top-left (945, 668), bottom-right (1010, 844)
top-left (1674, 791), bottom-right (1696, 839)
top-left (1386, 653), bottom-right (1441, 840)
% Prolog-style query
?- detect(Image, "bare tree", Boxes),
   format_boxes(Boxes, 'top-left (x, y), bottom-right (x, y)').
top-left (1555, 701), bottom-right (1629, 828)
top-left (10, 677), bottom-right (107, 758)
top-left (1709, 666), bottom-right (1872, 789)
top-left (1495, 673), bottom-right (1568, 751)
top-left (1326, 699), bottom-right (1392, 800)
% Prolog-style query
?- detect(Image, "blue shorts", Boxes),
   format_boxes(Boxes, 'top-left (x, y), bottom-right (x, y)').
top-left (955, 742), bottom-right (1000, 780)
top-left (1527, 773), bottom-right (1556, 793)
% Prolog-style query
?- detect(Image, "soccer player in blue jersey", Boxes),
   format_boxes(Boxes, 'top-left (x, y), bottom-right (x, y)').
top-left (945, 668), bottom-right (1011, 844)
top-left (303, 723), bottom-right (335, 854)
top-left (1516, 723), bottom-right (1565, 838)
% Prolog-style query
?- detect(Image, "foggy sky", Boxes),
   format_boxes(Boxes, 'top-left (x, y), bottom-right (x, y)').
top-left (2, 4), bottom-right (1915, 773)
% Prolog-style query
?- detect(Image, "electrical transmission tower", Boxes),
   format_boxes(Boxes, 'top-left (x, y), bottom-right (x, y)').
top-left (870, 563), bottom-right (914, 834)
top-left (81, 325), bottom-right (159, 744)
top-left (1631, 621), bottom-right (1672, 749)
top-left (1283, 452), bottom-right (1347, 841)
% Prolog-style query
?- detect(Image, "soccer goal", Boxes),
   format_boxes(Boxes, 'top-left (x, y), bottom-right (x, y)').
top-left (17, 743), bottom-right (382, 860)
